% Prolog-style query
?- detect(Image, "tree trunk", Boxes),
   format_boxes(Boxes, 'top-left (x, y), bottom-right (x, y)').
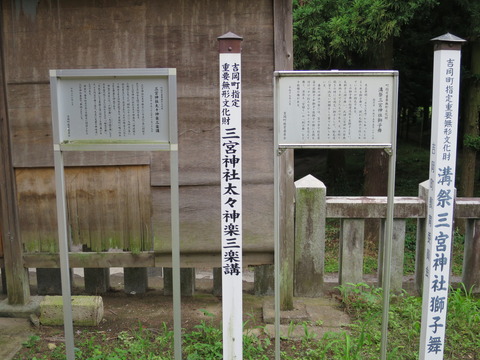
top-left (459, 39), bottom-right (480, 197)
top-left (363, 38), bottom-right (394, 245)
top-left (364, 36), bottom-right (393, 197)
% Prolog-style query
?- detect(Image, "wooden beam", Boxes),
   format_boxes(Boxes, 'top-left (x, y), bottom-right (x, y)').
top-left (23, 251), bottom-right (274, 269)
top-left (326, 196), bottom-right (426, 218)
top-left (274, 0), bottom-right (295, 312)
top-left (0, 6), bottom-right (30, 305)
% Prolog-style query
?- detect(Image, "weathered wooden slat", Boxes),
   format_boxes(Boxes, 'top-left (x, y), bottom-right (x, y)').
top-left (146, 0), bottom-right (275, 188)
top-left (3, 1), bottom-right (147, 84)
top-left (0, 15), bottom-right (30, 304)
top-left (150, 99), bottom-right (273, 187)
top-left (22, 251), bottom-right (273, 268)
top-left (274, 0), bottom-right (294, 311)
top-left (16, 166), bottom-right (152, 253)
top-left (7, 84), bottom-right (151, 168)
top-left (152, 183), bottom-right (274, 254)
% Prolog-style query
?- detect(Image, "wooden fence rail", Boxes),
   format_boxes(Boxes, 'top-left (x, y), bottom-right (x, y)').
top-left (293, 176), bottom-right (480, 297)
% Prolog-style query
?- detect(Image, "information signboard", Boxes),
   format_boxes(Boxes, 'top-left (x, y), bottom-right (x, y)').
top-left (273, 70), bottom-right (398, 360)
top-left (49, 68), bottom-right (180, 360)
top-left (275, 71), bottom-right (398, 148)
top-left (50, 68), bottom-right (176, 150)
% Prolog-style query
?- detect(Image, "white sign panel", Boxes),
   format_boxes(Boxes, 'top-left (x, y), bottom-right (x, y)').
top-left (419, 47), bottom-right (462, 359)
top-left (220, 53), bottom-right (243, 359)
top-left (275, 71), bottom-right (398, 148)
top-left (50, 69), bottom-right (174, 146)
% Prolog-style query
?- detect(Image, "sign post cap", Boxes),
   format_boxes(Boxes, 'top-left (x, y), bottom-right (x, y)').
top-left (217, 32), bottom-right (243, 41)
top-left (218, 32), bottom-right (243, 53)
top-left (431, 33), bottom-right (466, 50)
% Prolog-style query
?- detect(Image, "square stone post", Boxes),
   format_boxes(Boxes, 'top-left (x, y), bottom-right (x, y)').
top-left (339, 219), bottom-right (364, 285)
top-left (294, 175), bottom-right (325, 296)
top-left (378, 219), bottom-right (406, 292)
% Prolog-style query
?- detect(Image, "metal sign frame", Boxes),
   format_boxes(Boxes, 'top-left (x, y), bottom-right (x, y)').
top-left (273, 70), bottom-right (398, 360)
top-left (49, 68), bottom-right (181, 360)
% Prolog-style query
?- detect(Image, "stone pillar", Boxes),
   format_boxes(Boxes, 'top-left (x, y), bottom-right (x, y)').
top-left (294, 175), bottom-right (325, 296)
top-left (124, 268), bottom-right (148, 294)
top-left (37, 268), bottom-right (71, 295)
top-left (84, 268), bottom-right (110, 294)
top-left (1, 268), bottom-right (6, 294)
top-left (254, 264), bottom-right (274, 296)
top-left (378, 219), bottom-right (406, 292)
top-left (339, 219), bottom-right (365, 285)
top-left (213, 267), bottom-right (222, 296)
top-left (163, 268), bottom-right (195, 296)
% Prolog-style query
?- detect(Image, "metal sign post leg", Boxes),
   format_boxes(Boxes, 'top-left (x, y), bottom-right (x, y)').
top-left (170, 147), bottom-right (182, 360)
top-left (53, 148), bottom-right (75, 360)
top-left (380, 148), bottom-right (396, 360)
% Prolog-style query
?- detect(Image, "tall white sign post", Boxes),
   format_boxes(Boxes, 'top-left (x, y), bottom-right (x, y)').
top-left (419, 33), bottom-right (465, 360)
top-left (274, 70), bottom-right (399, 360)
top-left (49, 68), bottom-right (181, 360)
top-left (218, 32), bottom-right (243, 359)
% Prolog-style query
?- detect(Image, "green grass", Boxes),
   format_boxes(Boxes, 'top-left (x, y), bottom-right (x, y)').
top-left (16, 285), bottom-right (479, 359)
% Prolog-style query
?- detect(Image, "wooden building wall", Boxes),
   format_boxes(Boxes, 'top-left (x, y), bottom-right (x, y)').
top-left (1, 0), bottom-right (292, 262)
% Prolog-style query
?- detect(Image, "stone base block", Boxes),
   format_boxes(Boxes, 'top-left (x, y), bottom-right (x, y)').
top-left (40, 296), bottom-right (103, 326)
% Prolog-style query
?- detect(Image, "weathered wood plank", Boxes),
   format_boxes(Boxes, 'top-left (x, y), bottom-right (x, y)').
top-left (3, 0), bottom-right (147, 84)
top-left (145, 0), bottom-right (275, 187)
top-left (8, 84), bottom-right (151, 167)
top-left (0, 15), bottom-right (30, 304)
top-left (16, 166), bottom-right (152, 253)
top-left (22, 251), bottom-right (273, 268)
top-left (152, 183), bottom-right (274, 253)
top-left (274, 0), bottom-right (294, 311)
top-left (150, 98), bottom-right (273, 186)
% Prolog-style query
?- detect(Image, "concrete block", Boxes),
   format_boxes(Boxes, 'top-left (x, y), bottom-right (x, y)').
top-left (254, 264), bottom-right (274, 296)
top-left (84, 268), bottom-right (110, 294)
top-left (124, 267), bottom-right (148, 294)
top-left (0, 296), bottom-right (43, 318)
top-left (40, 296), bottom-right (103, 326)
top-left (213, 267), bottom-right (222, 296)
top-left (339, 219), bottom-right (365, 285)
top-left (378, 219), bottom-right (406, 292)
top-left (37, 268), bottom-right (72, 295)
top-left (163, 268), bottom-right (195, 296)
top-left (1, 268), bottom-right (6, 294)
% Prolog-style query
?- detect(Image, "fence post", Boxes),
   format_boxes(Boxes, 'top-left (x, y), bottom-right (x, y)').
top-left (294, 175), bottom-right (325, 296)
top-left (378, 219), bottom-right (406, 292)
top-left (339, 219), bottom-right (365, 285)
top-left (463, 219), bottom-right (480, 293)
top-left (415, 180), bottom-right (429, 295)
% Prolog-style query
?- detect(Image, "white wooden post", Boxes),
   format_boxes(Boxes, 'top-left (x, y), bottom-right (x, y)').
top-left (419, 33), bottom-right (465, 359)
top-left (218, 32), bottom-right (243, 360)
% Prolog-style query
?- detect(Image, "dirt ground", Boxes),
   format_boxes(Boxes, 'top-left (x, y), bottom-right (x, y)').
top-left (26, 269), bottom-right (267, 336)
top-left (2, 269), bottom-right (351, 359)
